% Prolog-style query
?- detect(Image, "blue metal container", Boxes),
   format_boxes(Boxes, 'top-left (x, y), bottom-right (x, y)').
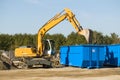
top-left (105, 44), bottom-right (120, 66)
top-left (60, 45), bottom-right (106, 68)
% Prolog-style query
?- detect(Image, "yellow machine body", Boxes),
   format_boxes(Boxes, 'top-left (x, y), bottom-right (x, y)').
top-left (15, 47), bottom-right (37, 57)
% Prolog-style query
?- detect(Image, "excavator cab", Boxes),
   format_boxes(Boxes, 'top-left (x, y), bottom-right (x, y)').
top-left (43, 39), bottom-right (55, 56)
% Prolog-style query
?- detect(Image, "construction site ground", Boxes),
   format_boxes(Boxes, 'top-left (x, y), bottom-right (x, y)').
top-left (0, 67), bottom-right (120, 80)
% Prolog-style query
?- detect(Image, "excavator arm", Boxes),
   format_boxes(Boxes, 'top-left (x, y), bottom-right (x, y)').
top-left (38, 8), bottom-right (92, 56)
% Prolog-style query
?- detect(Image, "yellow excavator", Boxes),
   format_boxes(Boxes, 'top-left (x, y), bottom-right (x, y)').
top-left (2, 8), bottom-right (92, 68)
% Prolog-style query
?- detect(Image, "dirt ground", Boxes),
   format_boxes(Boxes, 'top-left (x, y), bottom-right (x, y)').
top-left (0, 67), bottom-right (120, 80)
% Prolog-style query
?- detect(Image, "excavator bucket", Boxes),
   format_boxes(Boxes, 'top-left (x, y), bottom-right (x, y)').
top-left (78, 29), bottom-right (93, 43)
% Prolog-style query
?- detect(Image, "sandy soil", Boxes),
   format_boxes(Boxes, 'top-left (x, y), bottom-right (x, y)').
top-left (0, 67), bottom-right (120, 80)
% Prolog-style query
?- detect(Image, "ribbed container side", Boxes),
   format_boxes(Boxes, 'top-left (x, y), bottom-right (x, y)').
top-left (105, 44), bottom-right (120, 67)
top-left (60, 45), bottom-right (106, 68)
top-left (60, 46), bottom-right (69, 65)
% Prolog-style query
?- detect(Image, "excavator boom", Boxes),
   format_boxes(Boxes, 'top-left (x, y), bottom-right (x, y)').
top-left (38, 8), bottom-right (92, 56)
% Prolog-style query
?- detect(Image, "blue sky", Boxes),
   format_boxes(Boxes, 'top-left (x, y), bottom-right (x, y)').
top-left (0, 0), bottom-right (120, 36)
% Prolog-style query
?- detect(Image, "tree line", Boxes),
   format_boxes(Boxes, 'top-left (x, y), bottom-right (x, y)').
top-left (0, 31), bottom-right (120, 51)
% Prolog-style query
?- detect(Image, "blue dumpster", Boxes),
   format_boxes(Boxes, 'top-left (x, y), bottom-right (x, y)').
top-left (60, 45), bottom-right (106, 68)
top-left (105, 44), bottom-right (120, 67)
